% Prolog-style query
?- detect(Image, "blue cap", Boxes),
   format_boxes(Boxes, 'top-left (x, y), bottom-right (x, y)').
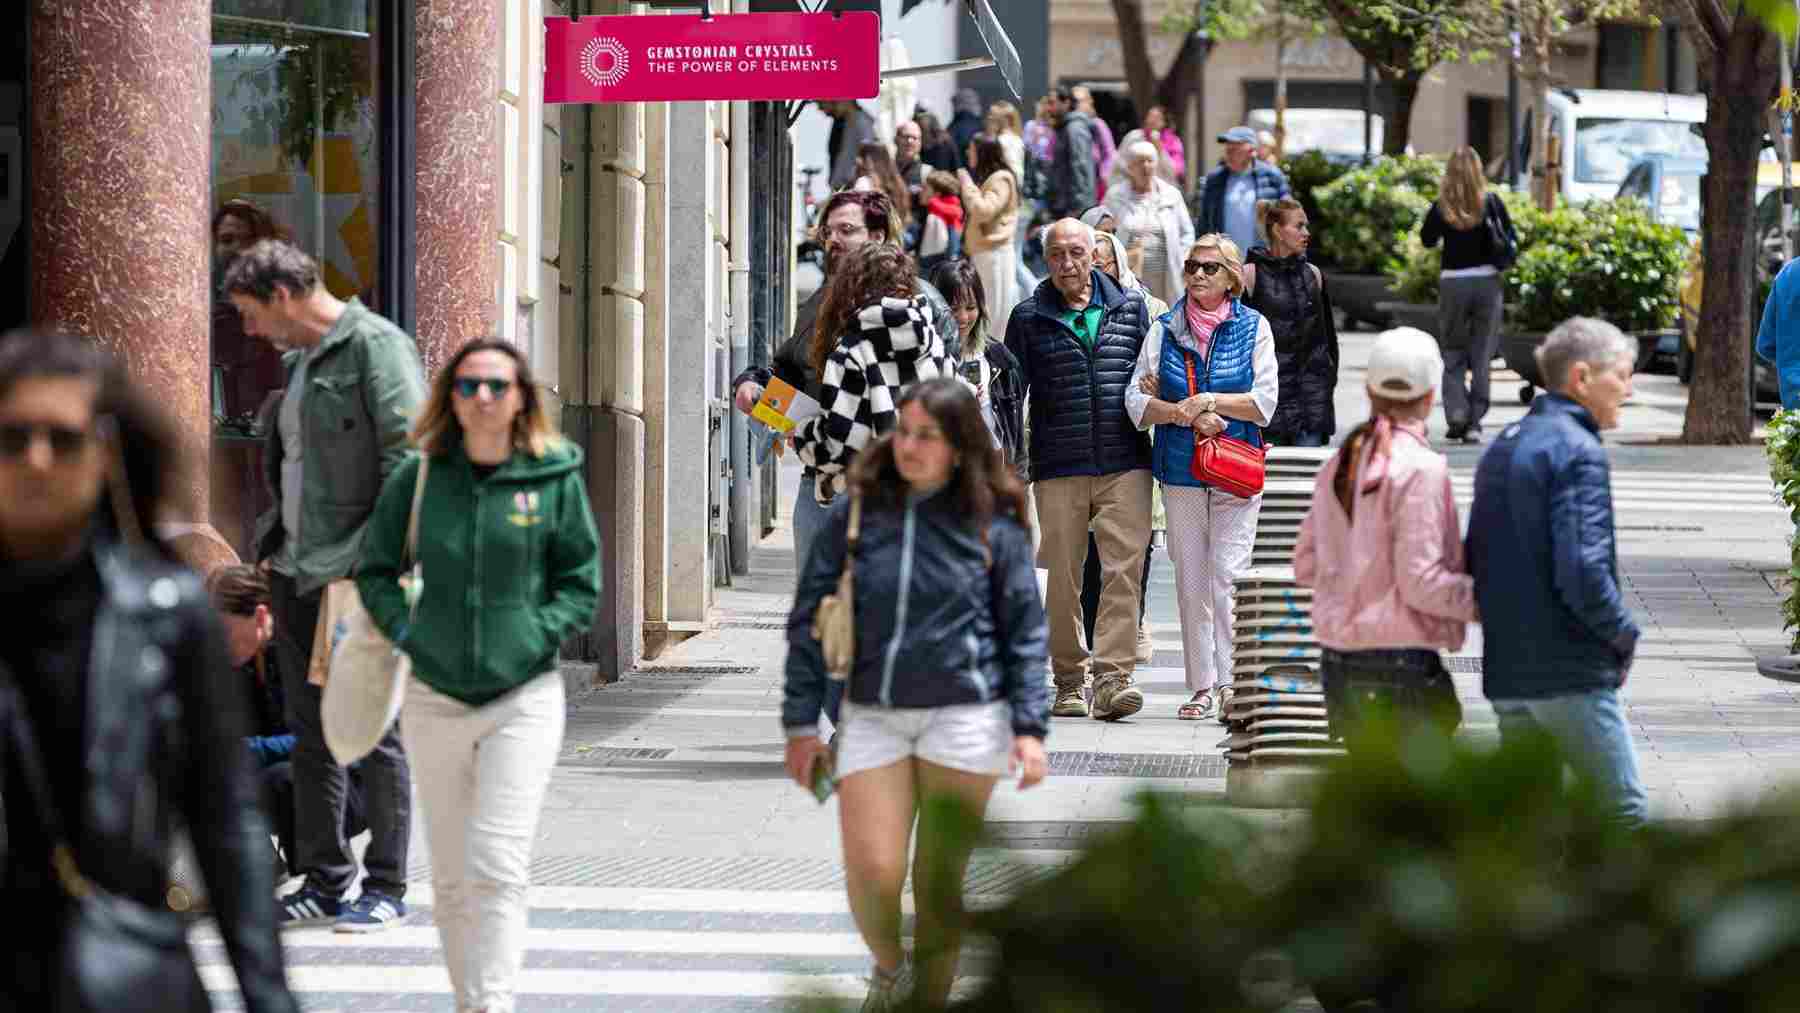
top-left (1217, 126), bottom-right (1257, 144)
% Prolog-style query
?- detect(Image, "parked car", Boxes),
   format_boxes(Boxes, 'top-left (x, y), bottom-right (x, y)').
top-left (1675, 183), bottom-right (1793, 406)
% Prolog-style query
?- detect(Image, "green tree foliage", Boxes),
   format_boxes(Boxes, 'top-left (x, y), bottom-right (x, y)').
top-left (798, 725), bottom-right (1800, 1012)
top-left (1311, 154), bottom-right (1443, 274)
top-left (1765, 409), bottom-right (1800, 647)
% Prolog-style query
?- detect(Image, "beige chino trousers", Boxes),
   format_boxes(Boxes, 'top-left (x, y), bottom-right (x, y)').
top-left (1034, 469), bottom-right (1153, 692)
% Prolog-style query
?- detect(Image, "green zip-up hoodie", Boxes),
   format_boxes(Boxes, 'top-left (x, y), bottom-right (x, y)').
top-left (355, 438), bottom-right (601, 706)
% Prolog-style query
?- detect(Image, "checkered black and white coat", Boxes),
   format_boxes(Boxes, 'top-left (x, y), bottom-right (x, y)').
top-left (792, 295), bottom-right (952, 505)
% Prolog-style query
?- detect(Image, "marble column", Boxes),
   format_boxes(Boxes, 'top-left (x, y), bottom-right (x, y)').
top-left (415, 0), bottom-right (502, 375)
top-left (28, 0), bottom-right (236, 573)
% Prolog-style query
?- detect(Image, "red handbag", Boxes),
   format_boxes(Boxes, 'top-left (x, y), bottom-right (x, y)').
top-left (1184, 350), bottom-right (1266, 499)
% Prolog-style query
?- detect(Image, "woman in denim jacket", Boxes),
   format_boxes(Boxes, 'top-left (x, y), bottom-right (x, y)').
top-left (783, 377), bottom-right (1049, 1011)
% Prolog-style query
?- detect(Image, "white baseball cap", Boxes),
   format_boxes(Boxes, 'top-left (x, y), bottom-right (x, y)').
top-left (1365, 327), bottom-right (1442, 399)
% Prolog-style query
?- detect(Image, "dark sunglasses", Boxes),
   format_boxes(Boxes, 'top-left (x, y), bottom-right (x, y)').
top-left (452, 377), bottom-right (514, 399)
top-left (1183, 260), bottom-right (1228, 277)
top-left (0, 422), bottom-right (93, 461)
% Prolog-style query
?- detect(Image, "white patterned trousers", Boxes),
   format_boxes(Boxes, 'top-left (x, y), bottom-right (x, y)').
top-left (1162, 485), bottom-right (1262, 694)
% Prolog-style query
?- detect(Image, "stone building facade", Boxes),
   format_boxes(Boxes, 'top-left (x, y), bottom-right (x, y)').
top-left (2, 0), bottom-right (746, 682)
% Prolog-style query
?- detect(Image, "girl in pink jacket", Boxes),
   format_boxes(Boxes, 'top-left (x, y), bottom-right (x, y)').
top-left (1294, 327), bottom-right (1478, 740)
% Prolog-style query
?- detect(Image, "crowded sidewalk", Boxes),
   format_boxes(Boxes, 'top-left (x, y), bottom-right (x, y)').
top-left (200, 330), bottom-right (1800, 1011)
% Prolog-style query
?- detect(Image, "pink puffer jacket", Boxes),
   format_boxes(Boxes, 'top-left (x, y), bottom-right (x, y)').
top-left (1293, 419), bottom-right (1476, 651)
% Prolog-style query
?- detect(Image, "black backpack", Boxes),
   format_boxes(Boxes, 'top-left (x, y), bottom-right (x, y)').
top-left (1486, 193), bottom-right (1519, 271)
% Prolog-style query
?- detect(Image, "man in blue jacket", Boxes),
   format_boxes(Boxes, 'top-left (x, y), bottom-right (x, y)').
top-left (1195, 126), bottom-right (1291, 256)
top-left (1005, 218), bottom-right (1153, 721)
top-left (1466, 317), bottom-right (1647, 825)
top-left (1755, 257), bottom-right (1800, 410)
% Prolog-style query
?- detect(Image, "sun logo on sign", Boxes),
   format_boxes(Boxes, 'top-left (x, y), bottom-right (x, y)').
top-left (580, 37), bottom-right (629, 88)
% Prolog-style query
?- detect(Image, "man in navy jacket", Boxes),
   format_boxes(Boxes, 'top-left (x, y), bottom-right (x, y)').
top-left (1005, 218), bottom-right (1153, 721)
top-left (1466, 317), bottom-right (1647, 825)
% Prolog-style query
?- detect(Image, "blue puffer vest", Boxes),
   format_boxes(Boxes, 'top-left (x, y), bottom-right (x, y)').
top-left (1152, 297), bottom-right (1264, 489)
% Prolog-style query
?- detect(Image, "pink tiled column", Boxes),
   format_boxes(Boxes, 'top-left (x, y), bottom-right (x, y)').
top-left (28, 0), bottom-right (237, 573)
top-left (415, 0), bottom-right (502, 376)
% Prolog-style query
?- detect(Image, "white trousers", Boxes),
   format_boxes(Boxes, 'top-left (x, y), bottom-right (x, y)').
top-left (971, 242), bottom-right (1020, 330)
top-left (403, 672), bottom-right (566, 1013)
top-left (1162, 485), bottom-right (1261, 693)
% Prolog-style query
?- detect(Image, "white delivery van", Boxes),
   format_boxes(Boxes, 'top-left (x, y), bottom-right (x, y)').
top-left (1539, 89), bottom-right (1708, 204)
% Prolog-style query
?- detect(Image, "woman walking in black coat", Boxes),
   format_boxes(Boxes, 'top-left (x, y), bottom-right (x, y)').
top-left (0, 329), bottom-right (297, 1013)
top-left (1243, 197), bottom-right (1339, 447)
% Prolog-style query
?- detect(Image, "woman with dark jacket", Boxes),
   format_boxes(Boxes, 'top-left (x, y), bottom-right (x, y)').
top-left (784, 377), bottom-right (1050, 1012)
top-left (929, 259), bottom-right (1026, 471)
top-left (0, 329), bottom-right (297, 1013)
top-left (1242, 197), bottom-right (1339, 447)
top-left (1422, 146), bottom-right (1515, 444)
top-left (357, 339), bottom-right (600, 1013)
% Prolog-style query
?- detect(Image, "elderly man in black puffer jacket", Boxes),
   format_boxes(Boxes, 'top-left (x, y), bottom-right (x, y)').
top-left (1004, 218), bottom-right (1153, 721)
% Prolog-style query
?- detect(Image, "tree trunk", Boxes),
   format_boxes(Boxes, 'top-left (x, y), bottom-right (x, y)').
top-left (1110, 0), bottom-right (1160, 125)
top-left (1682, 16), bottom-right (1779, 445)
top-left (1527, 27), bottom-right (1555, 210)
top-left (1380, 70), bottom-right (1420, 156)
top-left (1273, 10), bottom-right (1289, 161)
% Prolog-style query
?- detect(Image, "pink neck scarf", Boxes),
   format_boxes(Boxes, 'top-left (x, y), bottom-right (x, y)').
top-left (1184, 296), bottom-right (1232, 359)
top-left (1357, 416), bottom-right (1429, 493)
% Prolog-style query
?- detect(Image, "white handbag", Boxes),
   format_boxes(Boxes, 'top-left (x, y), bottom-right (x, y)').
top-left (322, 457), bottom-right (429, 766)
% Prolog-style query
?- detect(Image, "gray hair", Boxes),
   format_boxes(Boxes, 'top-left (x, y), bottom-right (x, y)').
top-left (221, 238), bottom-right (321, 302)
top-left (1535, 317), bottom-right (1636, 391)
top-left (1125, 139), bottom-right (1159, 163)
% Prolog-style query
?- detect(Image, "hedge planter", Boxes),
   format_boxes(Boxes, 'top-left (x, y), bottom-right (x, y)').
top-left (1326, 272), bottom-right (1398, 329)
top-left (1375, 300), bottom-right (1438, 338)
top-left (1504, 329), bottom-right (1670, 404)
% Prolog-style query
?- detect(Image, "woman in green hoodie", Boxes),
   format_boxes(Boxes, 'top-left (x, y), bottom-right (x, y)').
top-left (356, 338), bottom-right (599, 1013)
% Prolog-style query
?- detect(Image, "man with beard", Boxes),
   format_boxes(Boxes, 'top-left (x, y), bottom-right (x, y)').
top-left (222, 239), bottom-right (423, 931)
top-left (1047, 87), bottom-right (1097, 219)
top-left (730, 189), bottom-right (954, 722)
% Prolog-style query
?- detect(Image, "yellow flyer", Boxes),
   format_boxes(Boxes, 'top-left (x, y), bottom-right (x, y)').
top-left (751, 378), bottom-right (821, 434)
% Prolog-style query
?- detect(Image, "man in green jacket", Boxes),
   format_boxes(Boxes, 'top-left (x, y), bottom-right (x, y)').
top-left (224, 239), bottom-right (425, 931)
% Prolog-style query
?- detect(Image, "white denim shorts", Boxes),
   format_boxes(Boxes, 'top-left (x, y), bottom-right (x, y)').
top-left (835, 700), bottom-right (1013, 780)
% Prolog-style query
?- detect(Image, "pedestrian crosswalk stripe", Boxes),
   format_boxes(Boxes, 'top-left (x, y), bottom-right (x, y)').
top-left (202, 964), bottom-right (876, 999)
top-left (197, 885), bottom-right (1012, 1008)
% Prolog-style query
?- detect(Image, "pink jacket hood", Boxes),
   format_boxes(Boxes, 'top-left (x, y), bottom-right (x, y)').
top-left (1293, 420), bottom-right (1476, 652)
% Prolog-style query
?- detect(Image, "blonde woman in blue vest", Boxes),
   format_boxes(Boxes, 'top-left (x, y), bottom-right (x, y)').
top-left (1126, 234), bottom-right (1278, 720)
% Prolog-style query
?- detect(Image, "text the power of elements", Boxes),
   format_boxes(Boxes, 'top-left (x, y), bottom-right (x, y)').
top-left (544, 12), bottom-right (880, 104)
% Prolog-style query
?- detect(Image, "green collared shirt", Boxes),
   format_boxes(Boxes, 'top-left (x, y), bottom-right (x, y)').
top-left (1058, 292), bottom-right (1103, 351)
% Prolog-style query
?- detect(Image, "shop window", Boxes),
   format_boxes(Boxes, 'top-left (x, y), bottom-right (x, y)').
top-left (210, 0), bottom-right (381, 431)
top-left (209, 0), bottom-right (384, 556)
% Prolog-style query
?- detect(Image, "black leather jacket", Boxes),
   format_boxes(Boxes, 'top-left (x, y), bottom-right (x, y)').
top-left (0, 538), bottom-right (297, 1013)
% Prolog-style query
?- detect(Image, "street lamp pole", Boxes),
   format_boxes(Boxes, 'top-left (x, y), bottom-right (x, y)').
top-left (1186, 0), bottom-right (1213, 194)
top-left (1507, 15), bottom-right (1521, 188)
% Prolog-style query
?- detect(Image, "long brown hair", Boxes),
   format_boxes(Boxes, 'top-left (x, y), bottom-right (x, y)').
top-left (411, 338), bottom-right (562, 458)
top-left (1439, 146), bottom-right (1488, 230)
top-left (969, 133), bottom-right (1014, 195)
top-left (811, 243), bottom-right (918, 374)
top-left (850, 377), bottom-right (1029, 549)
top-left (856, 141), bottom-right (912, 221)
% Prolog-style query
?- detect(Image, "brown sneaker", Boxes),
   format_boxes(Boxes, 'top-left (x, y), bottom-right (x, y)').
top-left (1052, 689), bottom-right (1089, 718)
top-left (1135, 623), bottom-right (1155, 665)
top-left (1091, 679), bottom-right (1144, 721)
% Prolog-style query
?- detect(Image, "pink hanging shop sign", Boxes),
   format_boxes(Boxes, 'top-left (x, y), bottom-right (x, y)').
top-left (544, 12), bottom-right (880, 104)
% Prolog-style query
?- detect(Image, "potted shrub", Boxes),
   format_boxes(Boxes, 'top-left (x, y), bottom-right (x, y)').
top-left (1313, 155), bottom-right (1443, 328)
top-left (1279, 149), bottom-right (1354, 270)
top-left (1503, 198), bottom-right (1688, 403)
